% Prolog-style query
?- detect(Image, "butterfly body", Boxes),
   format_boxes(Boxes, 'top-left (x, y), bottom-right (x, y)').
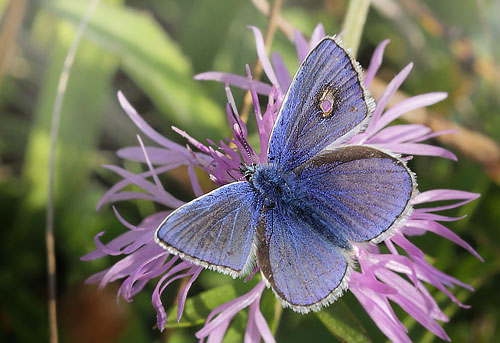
top-left (155, 36), bottom-right (417, 313)
top-left (249, 162), bottom-right (351, 251)
top-left (250, 163), bottom-right (302, 207)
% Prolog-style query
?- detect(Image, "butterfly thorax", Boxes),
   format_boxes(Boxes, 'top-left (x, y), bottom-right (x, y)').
top-left (249, 164), bottom-right (306, 208)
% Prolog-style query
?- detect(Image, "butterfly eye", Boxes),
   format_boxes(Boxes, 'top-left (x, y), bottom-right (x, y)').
top-left (239, 163), bottom-right (257, 182)
top-left (318, 85), bottom-right (341, 118)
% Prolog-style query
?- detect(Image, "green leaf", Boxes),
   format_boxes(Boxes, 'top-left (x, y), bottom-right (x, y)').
top-left (165, 278), bottom-right (259, 329)
top-left (178, 0), bottom-right (242, 73)
top-left (315, 300), bottom-right (372, 343)
top-left (47, 0), bottom-right (225, 140)
top-left (260, 286), bottom-right (280, 334)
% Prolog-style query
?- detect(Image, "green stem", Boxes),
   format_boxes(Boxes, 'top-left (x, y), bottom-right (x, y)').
top-left (271, 299), bottom-right (283, 335)
top-left (46, 0), bottom-right (100, 342)
top-left (341, 0), bottom-right (371, 57)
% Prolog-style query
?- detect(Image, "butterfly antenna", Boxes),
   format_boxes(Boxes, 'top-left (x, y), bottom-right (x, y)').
top-left (241, 132), bottom-right (254, 166)
top-left (229, 106), bottom-right (255, 166)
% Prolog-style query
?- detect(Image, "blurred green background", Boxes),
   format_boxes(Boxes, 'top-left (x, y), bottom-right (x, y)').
top-left (1, 0), bottom-right (499, 342)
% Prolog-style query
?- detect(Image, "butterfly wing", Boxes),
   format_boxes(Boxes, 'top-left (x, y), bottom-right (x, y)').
top-left (296, 145), bottom-right (416, 243)
top-left (155, 182), bottom-right (261, 277)
top-left (268, 37), bottom-right (374, 171)
top-left (256, 206), bottom-right (350, 313)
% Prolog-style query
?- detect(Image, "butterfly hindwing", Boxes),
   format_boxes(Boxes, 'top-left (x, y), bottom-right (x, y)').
top-left (268, 37), bottom-right (374, 171)
top-left (155, 182), bottom-right (261, 277)
top-left (256, 206), bottom-right (350, 313)
top-left (296, 145), bottom-right (416, 243)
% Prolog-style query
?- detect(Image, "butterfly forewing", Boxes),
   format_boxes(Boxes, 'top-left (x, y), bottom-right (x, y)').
top-left (155, 182), bottom-right (261, 277)
top-left (296, 145), bottom-right (416, 243)
top-left (268, 37), bottom-right (373, 171)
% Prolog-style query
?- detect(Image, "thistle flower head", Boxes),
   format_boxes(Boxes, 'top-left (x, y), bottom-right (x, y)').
top-left (84, 23), bottom-right (481, 343)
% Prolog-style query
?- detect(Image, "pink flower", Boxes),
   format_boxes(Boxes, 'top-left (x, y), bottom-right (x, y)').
top-left (84, 23), bottom-right (482, 343)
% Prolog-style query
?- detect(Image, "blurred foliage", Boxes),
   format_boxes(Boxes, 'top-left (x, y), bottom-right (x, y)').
top-left (0, 0), bottom-right (499, 342)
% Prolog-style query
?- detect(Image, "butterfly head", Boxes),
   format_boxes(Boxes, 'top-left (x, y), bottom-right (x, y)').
top-left (239, 163), bottom-right (258, 182)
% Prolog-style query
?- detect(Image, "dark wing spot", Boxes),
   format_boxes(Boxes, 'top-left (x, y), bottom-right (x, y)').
top-left (317, 84), bottom-right (342, 118)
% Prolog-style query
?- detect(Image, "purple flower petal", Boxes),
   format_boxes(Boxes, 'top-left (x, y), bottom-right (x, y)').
top-left (408, 219), bottom-right (483, 261)
top-left (310, 23), bottom-right (326, 47)
top-left (195, 71), bottom-right (272, 95)
top-left (177, 266), bottom-right (203, 322)
top-left (153, 260), bottom-right (196, 331)
top-left (374, 142), bottom-right (457, 160)
top-left (245, 289), bottom-right (276, 343)
top-left (92, 231), bottom-right (132, 257)
top-left (196, 282), bottom-right (266, 340)
top-left (411, 211), bottom-right (466, 222)
top-left (410, 129), bottom-right (458, 143)
top-left (225, 83), bottom-right (241, 119)
top-left (172, 126), bottom-right (211, 155)
top-left (98, 191), bottom-right (161, 207)
top-left (371, 92), bottom-right (448, 134)
top-left (246, 65), bottom-right (263, 118)
top-left (416, 199), bottom-right (477, 213)
top-left (351, 287), bottom-right (411, 343)
top-left (414, 262), bottom-right (473, 307)
top-left (366, 63), bottom-right (414, 134)
top-left (368, 124), bottom-right (431, 144)
top-left (119, 250), bottom-right (170, 301)
top-left (206, 320), bottom-right (230, 343)
top-left (271, 52), bottom-right (291, 92)
top-left (82, 230), bottom-right (142, 260)
top-left (366, 251), bottom-right (420, 285)
top-left (81, 211), bottom-right (163, 260)
top-left (137, 135), bottom-right (169, 198)
top-left (349, 270), bottom-right (397, 294)
top-left (97, 164), bottom-right (184, 210)
top-left (376, 269), bottom-right (451, 341)
top-left (294, 29), bottom-right (309, 63)
top-left (111, 206), bottom-right (156, 232)
top-left (197, 291), bottom-right (259, 338)
top-left (117, 146), bottom-right (190, 165)
top-left (118, 92), bottom-right (186, 152)
top-left (248, 26), bottom-right (279, 86)
top-left (245, 301), bottom-right (260, 343)
top-left (187, 165), bottom-right (204, 197)
top-left (413, 189), bottom-right (480, 204)
top-left (417, 282), bottom-right (448, 321)
top-left (97, 244), bottom-right (163, 288)
top-left (253, 304), bottom-right (276, 343)
top-left (244, 265), bottom-right (260, 283)
top-left (364, 39), bottom-right (390, 87)
top-left (102, 164), bottom-right (185, 208)
top-left (392, 234), bottom-right (426, 259)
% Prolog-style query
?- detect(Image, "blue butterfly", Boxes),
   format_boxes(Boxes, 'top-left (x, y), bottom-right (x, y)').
top-left (155, 37), bottom-right (416, 313)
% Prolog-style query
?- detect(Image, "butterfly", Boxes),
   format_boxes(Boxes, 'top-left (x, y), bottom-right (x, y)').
top-left (155, 36), bottom-right (417, 313)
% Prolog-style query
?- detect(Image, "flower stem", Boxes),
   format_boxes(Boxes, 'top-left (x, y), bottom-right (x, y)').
top-left (240, 0), bottom-right (283, 123)
top-left (341, 0), bottom-right (371, 57)
top-left (46, 0), bottom-right (100, 342)
top-left (271, 299), bottom-right (283, 335)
